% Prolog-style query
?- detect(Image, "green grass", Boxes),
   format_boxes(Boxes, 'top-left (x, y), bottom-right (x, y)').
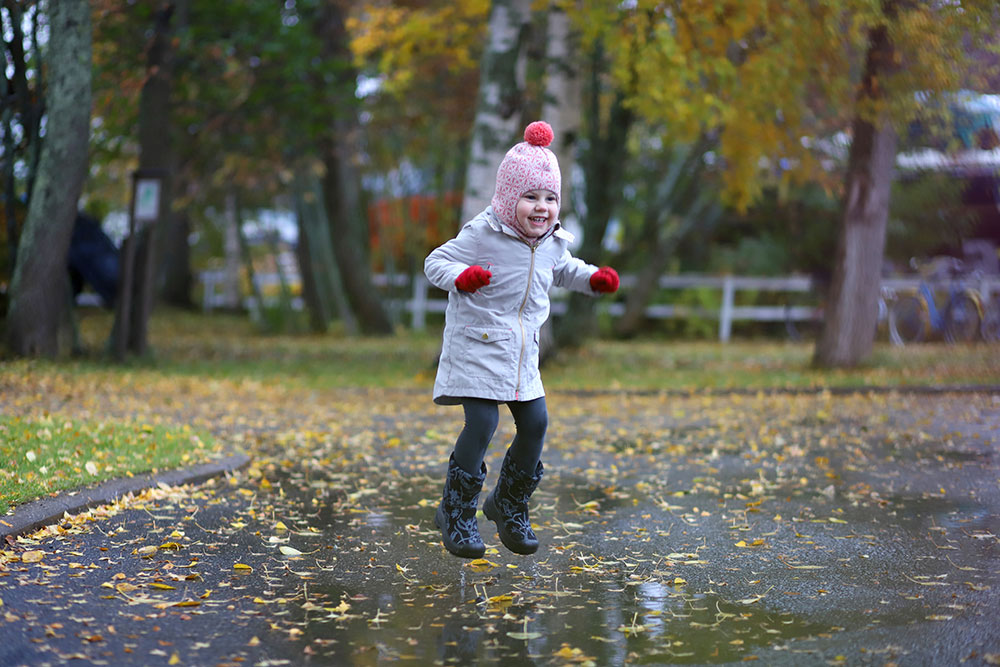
top-left (544, 340), bottom-right (1000, 390)
top-left (0, 415), bottom-right (217, 515)
top-left (66, 308), bottom-right (1000, 391)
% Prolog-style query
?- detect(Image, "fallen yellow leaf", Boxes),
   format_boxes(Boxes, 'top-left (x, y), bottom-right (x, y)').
top-left (21, 550), bottom-right (44, 563)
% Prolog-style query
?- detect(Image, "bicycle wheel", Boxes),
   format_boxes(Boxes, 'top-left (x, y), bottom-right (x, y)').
top-left (979, 297), bottom-right (1000, 343)
top-left (889, 295), bottom-right (927, 345)
top-left (943, 292), bottom-right (981, 343)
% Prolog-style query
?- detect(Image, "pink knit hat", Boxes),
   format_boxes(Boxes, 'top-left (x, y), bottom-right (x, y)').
top-left (490, 121), bottom-right (561, 230)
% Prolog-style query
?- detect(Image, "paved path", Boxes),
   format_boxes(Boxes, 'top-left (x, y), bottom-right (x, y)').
top-left (2, 387), bottom-right (999, 665)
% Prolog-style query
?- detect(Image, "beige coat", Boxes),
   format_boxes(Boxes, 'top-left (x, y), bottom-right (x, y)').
top-left (424, 208), bottom-right (598, 405)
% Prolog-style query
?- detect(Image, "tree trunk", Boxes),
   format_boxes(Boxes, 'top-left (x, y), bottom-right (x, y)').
top-left (293, 176), bottom-right (330, 333)
top-left (293, 170), bottom-right (358, 334)
top-left (158, 210), bottom-right (193, 307)
top-left (155, 1), bottom-right (191, 309)
top-left (5, 0), bottom-right (91, 357)
top-left (460, 0), bottom-right (532, 224)
top-left (313, 0), bottom-right (392, 335)
top-left (222, 193), bottom-right (242, 309)
top-left (320, 126), bottom-right (393, 334)
top-left (538, 2), bottom-right (582, 364)
top-left (615, 138), bottom-right (718, 337)
top-left (814, 15), bottom-right (898, 368)
top-left (616, 195), bottom-right (719, 338)
top-left (2, 1), bottom-right (46, 274)
top-left (554, 49), bottom-right (632, 349)
top-left (109, 2), bottom-right (176, 357)
top-left (540, 2), bottom-right (581, 211)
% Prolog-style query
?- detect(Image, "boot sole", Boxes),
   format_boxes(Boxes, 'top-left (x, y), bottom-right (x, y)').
top-left (483, 493), bottom-right (538, 555)
top-left (435, 505), bottom-right (485, 559)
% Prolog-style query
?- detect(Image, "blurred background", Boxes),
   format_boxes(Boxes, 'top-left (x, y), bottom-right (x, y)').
top-left (2, 0), bottom-right (999, 368)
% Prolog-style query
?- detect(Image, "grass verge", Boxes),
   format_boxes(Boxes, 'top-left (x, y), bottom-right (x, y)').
top-left (0, 415), bottom-right (217, 515)
top-left (65, 308), bottom-right (1000, 391)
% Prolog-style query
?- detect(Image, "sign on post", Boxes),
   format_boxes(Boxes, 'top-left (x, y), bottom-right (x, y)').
top-left (134, 178), bottom-right (161, 226)
top-left (113, 169), bottom-right (167, 360)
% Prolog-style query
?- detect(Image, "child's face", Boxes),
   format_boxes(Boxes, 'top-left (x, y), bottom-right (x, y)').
top-left (515, 189), bottom-right (559, 238)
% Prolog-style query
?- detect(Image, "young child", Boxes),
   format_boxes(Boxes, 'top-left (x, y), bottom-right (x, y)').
top-left (424, 121), bottom-right (620, 558)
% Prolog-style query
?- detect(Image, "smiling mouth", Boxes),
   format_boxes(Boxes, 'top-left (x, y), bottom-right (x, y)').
top-left (528, 216), bottom-right (548, 226)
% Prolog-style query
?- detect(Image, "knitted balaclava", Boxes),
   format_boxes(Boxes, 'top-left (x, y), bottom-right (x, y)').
top-left (490, 121), bottom-right (561, 234)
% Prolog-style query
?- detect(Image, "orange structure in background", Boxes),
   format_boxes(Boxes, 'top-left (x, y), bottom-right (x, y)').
top-left (368, 192), bottom-right (461, 271)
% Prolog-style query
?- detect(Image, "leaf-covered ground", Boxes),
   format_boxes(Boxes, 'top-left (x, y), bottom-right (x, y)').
top-left (1, 366), bottom-right (998, 665)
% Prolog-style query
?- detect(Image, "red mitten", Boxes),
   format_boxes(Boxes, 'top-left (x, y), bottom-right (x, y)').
top-left (589, 266), bottom-right (619, 293)
top-left (455, 265), bottom-right (492, 292)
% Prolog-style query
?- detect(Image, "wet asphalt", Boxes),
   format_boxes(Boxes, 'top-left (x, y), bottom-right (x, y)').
top-left (1, 389), bottom-right (999, 666)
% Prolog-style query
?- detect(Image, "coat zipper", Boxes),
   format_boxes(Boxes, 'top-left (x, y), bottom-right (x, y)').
top-left (514, 245), bottom-right (537, 400)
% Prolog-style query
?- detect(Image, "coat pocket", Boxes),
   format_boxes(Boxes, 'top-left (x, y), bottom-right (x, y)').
top-left (458, 325), bottom-right (515, 381)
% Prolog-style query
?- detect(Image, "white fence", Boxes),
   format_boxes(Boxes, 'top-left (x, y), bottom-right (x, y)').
top-left (200, 271), bottom-right (1000, 342)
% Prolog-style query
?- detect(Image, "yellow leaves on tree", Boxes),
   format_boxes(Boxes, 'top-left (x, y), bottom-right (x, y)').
top-left (347, 1), bottom-right (490, 97)
top-left (592, 0), bottom-right (997, 210)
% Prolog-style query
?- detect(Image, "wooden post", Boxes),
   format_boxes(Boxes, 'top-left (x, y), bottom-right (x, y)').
top-left (412, 274), bottom-right (427, 331)
top-left (112, 169), bottom-right (165, 361)
top-left (719, 275), bottom-right (735, 343)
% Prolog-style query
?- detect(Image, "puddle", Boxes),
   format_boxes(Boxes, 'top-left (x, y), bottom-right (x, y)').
top-left (232, 468), bottom-right (841, 665)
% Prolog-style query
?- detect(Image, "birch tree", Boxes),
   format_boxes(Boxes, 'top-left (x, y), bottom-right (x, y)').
top-left (460, 0), bottom-right (532, 223)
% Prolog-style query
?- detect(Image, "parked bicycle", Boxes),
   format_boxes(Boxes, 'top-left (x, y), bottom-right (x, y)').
top-left (784, 277), bottom-right (894, 342)
top-left (888, 257), bottom-right (983, 345)
top-left (981, 292), bottom-right (1000, 342)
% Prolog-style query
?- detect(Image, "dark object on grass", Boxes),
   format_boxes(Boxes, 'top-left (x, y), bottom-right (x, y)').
top-left (68, 213), bottom-right (119, 308)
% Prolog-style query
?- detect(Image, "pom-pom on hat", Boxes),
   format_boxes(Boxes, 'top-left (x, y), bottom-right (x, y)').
top-left (491, 121), bottom-right (561, 230)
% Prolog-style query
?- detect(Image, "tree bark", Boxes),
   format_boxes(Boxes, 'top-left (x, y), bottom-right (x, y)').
top-left (5, 0), bottom-right (91, 357)
top-left (109, 2), bottom-right (176, 357)
top-left (614, 138), bottom-right (718, 337)
top-left (540, 3), bottom-right (581, 210)
top-left (460, 0), bottom-right (532, 224)
top-left (554, 49), bottom-right (632, 349)
top-left (156, 1), bottom-right (192, 309)
top-left (293, 169), bottom-right (358, 334)
top-left (293, 175), bottom-right (330, 333)
top-left (313, 0), bottom-right (393, 335)
top-left (537, 2), bottom-right (582, 364)
top-left (814, 13), bottom-right (898, 368)
top-left (2, 0), bottom-right (45, 273)
top-left (158, 210), bottom-right (193, 307)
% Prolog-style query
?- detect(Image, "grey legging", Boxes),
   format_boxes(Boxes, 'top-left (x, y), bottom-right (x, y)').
top-left (452, 396), bottom-right (547, 475)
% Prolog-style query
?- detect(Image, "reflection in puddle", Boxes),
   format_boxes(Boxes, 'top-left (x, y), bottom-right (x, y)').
top-left (249, 471), bottom-right (837, 665)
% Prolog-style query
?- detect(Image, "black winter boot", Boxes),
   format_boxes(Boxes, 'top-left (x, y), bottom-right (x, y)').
top-left (483, 451), bottom-right (544, 555)
top-left (435, 454), bottom-right (487, 559)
